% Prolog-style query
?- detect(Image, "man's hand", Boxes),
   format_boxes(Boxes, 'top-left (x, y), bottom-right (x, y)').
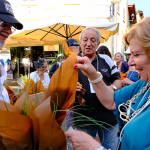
top-left (76, 82), bottom-right (82, 92)
top-left (121, 78), bottom-right (134, 86)
top-left (65, 129), bottom-right (101, 150)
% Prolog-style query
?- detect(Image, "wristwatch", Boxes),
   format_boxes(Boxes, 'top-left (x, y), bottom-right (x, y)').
top-left (111, 84), bottom-right (117, 91)
top-left (95, 145), bottom-right (105, 150)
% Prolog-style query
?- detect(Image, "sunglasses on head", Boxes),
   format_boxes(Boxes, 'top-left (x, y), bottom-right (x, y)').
top-left (0, 21), bottom-right (16, 33)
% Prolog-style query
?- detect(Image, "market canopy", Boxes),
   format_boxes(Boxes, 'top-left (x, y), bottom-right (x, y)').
top-left (5, 18), bottom-right (119, 47)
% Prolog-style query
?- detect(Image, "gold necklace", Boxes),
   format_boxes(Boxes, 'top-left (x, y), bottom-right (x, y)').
top-left (119, 83), bottom-right (150, 122)
top-left (131, 98), bottom-right (150, 119)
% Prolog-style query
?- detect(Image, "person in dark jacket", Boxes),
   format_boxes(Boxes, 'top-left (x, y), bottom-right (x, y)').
top-left (73, 27), bottom-right (122, 150)
top-left (49, 54), bottom-right (64, 78)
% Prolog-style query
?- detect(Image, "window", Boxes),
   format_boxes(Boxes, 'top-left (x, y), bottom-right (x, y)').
top-left (110, 4), bottom-right (115, 17)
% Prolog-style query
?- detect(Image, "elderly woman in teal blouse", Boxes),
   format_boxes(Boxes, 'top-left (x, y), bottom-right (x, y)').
top-left (65, 17), bottom-right (150, 150)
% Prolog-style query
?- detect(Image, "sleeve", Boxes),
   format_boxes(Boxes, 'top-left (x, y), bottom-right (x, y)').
top-left (99, 54), bottom-right (120, 83)
top-left (1, 87), bottom-right (10, 103)
top-left (0, 64), bottom-right (6, 83)
top-left (0, 59), bottom-right (4, 66)
top-left (110, 65), bottom-right (121, 83)
top-left (30, 72), bottom-right (40, 83)
top-left (45, 73), bottom-right (50, 85)
top-left (121, 61), bottom-right (129, 73)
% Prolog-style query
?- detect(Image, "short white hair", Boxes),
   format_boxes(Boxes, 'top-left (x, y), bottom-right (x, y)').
top-left (115, 52), bottom-right (125, 61)
top-left (79, 27), bottom-right (101, 44)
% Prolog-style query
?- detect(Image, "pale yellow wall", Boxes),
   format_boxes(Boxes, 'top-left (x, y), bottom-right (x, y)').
top-left (114, 0), bottom-right (128, 55)
top-left (44, 45), bottom-right (59, 52)
top-left (9, 0), bottom-right (112, 21)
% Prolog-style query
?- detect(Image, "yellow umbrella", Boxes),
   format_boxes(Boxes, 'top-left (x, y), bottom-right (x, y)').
top-left (5, 18), bottom-right (119, 47)
top-left (5, 36), bottom-right (44, 48)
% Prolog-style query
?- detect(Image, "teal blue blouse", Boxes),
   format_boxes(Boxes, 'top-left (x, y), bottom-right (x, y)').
top-left (114, 79), bottom-right (150, 150)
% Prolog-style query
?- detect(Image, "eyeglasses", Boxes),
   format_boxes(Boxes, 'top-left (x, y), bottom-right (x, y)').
top-left (0, 21), bottom-right (16, 33)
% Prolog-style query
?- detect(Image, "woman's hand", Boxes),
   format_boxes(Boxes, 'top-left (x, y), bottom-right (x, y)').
top-left (121, 78), bottom-right (134, 86)
top-left (74, 56), bottom-right (116, 110)
top-left (74, 56), bottom-right (99, 81)
top-left (65, 129), bottom-right (101, 150)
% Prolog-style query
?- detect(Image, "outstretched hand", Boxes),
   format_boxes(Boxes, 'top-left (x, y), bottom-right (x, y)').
top-left (65, 129), bottom-right (101, 150)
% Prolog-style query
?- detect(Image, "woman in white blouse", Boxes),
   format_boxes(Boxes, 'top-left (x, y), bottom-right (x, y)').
top-left (30, 58), bottom-right (50, 89)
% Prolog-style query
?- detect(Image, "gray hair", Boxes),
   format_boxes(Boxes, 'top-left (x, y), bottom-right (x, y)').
top-left (115, 52), bottom-right (125, 61)
top-left (79, 27), bottom-right (101, 44)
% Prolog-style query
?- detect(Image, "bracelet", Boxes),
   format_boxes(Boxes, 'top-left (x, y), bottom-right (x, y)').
top-left (111, 84), bottom-right (117, 91)
top-left (95, 145), bottom-right (111, 150)
top-left (95, 145), bottom-right (105, 150)
top-left (88, 72), bottom-right (103, 84)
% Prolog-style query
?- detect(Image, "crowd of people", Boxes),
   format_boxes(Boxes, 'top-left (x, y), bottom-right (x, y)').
top-left (0, 0), bottom-right (150, 150)
top-left (65, 17), bottom-right (150, 150)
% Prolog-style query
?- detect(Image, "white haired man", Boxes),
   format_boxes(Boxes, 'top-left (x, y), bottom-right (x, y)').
top-left (73, 27), bottom-right (122, 150)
